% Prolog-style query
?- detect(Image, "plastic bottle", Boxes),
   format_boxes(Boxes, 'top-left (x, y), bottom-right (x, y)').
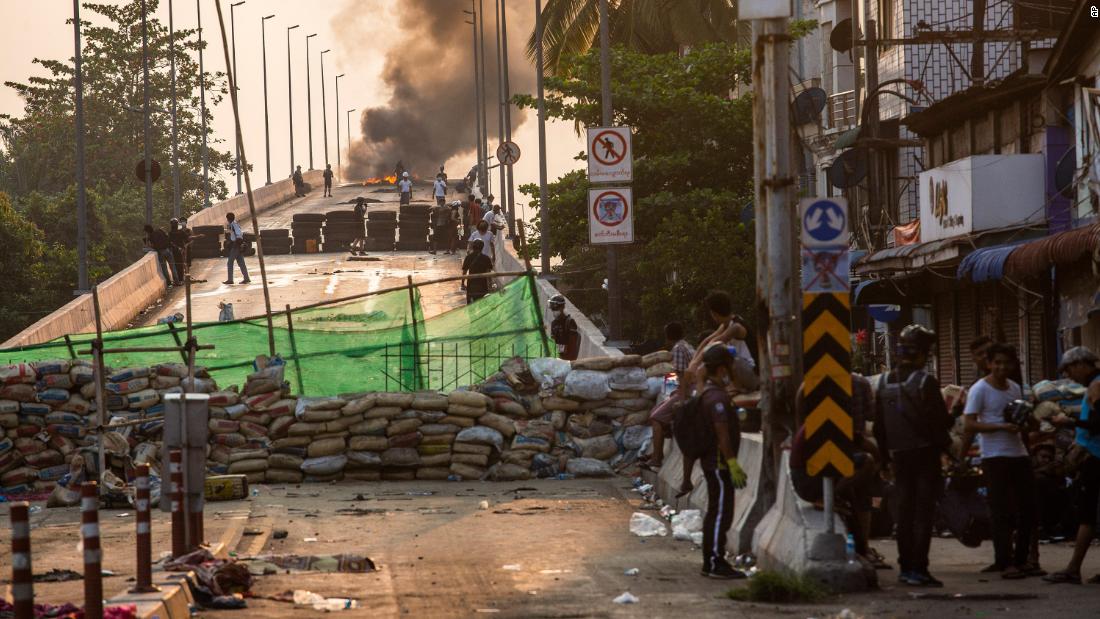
top-left (845, 533), bottom-right (856, 563)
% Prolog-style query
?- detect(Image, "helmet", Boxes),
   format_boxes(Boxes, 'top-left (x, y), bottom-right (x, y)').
top-left (702, 343), bottom-right (734, 368)
top-left (402, 171), bottom-right (409, 178)
top-left (898, 324), bottom-right (936, 359)
top-left (548, 294), bottom-right (566, 311)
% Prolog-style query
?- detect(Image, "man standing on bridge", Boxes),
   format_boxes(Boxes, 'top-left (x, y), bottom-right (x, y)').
top-left (434, 174), bottom-right (447, 206)
top-left (399, 171), bottom-right (413, 205)
top-left (224, 212), bottom-right (251, 285)
top-left (323, 164), bottom-right (334, 197)
top-left (292, 165), bottom-right (306, 198)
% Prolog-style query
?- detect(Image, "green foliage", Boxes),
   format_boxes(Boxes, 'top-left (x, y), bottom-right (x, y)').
top-left (790, 18), bottom-right (820, 40)
top-left (726, 570), bottom-right (828, 603)
top-left (516, 43), bottom-right (756, 342)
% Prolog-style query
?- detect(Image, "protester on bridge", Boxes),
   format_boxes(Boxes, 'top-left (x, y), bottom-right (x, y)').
top-left (483, 202), bottom-right (506, 240)
top-left (399, 171), bottom-right (413, 205)
top-left (689, 291), bottom-right (755, 375)
top-left (461, 239), bottom-right (493, 304)
top-left (292, 165), bottom-right (306, 197)
top-left (1045, 347), bottom-right (1100, 585)
top-left (143, 224), bottom-right (178, 286)
top-left (438, 165), bottom-right (448, 184)
top-left (168, 218), bottom-right (191, 286)
top-left (449, 200), bottom-right (463, 254)
top-left (872, 324), bottom-right (952, 587)
top-left (695, 344), bottom-right (748, 580)
top-left (548, 295), bottom-right (580, 361)
top-left (434, 174), bottom-right (447, 206)
top-left (223, 212), bottom-right (250, 285)
top-left (641, 322), bottom-right (695, 471)
top-left (960, 343), bottom-right (1039, 579)
top-left (429, 200), bottom-right (452, 255)
top-left (468, 220), bottom-right (495, 264)
top-left (323, 164), bottom-right (334, 197)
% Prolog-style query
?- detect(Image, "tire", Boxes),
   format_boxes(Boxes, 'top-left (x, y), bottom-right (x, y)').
top-left (396, 242), bottom-right (431, 251)
top-left (260, 228), bottom-right (290, 239)
top-left (292, 213), bottom-right (325, 223)
top-left (400, 205), bottom-right (431, 216)
top-left (193, 225), bottom-right (224, 235)
top-left (368, 211), bottom-right (398, 221)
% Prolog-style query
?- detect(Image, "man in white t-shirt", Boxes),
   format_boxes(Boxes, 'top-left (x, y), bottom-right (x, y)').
top-left (399, 172), bottom-right (413, 205)
top-left (467, 220), bottom-right (495, 263)
top-left (433, 175), bottom-right (447, 206)
top-left (961, 342), bottom-right (1038, 579)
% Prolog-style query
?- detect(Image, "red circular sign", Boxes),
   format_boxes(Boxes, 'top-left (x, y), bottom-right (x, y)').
top-left (591, 130), bottom-right (627, 166)
top-left (592, 191), bottom-right (629, 227)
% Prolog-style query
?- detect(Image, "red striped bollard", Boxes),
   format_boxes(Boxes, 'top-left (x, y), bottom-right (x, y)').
top-left (130, 464), bottom-right (158, 593)
top-left (10, 502), bottom-right (33, 619)
top-left (81, 481), bottom-right (103, 619)
top-left (169, 449), bottom-right (186, 557)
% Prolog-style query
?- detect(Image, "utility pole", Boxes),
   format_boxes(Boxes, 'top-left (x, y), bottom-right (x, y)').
top-left (500, 0), bottom-right (516, 237)
top-left (141, 0), bottom-right (153, 227)
top-left (535, 0), bottom-right (550, 276)
top-left (287, 24), bottom-right (299, 175)
top-left (495, 0), bottom-right (509, 234)
top-left (465, 4), bottom-right (483, 197)
top-left (864, 19), bottom-right (881, 250)
top-left (321, 49), bottom-right (330, 167)
top-left (346, 108), bottom-right (356, 152)
top-left (972, 0), bottom-right (986, 86)
top-left (306, 33), bottom-right (317, 169)
top-left (231, 1), bottom-right (245, 194)
top-left (261, 14), bottom-right (275, 186)
top-left (197, 0), bottom-right (210, 209)
top-left (477, 0), bottom-right (489, 196)
top-left (169, 0), bottom-right (181, 219)
top-left (336, 74), bottom-right (344, 183)
top-left (599, 0), bottom-right (622, 342)
top-left (73, 0), bottom-right (89, 292)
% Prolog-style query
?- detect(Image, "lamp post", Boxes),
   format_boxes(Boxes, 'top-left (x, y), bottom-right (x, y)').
top-left (261, 14), bottom-right (275, 185)
top-left (287, 24), bottom-right (299, 175)
top-left (335, 73), bottom-right (344, 183)
top-left (230, 1), bottom-right (245, 194)
top-left (197, 0), bottom-right (209, 208)
top-left (169, 0), bottom-right (180, 219)
top-left (464, 4), bottom-right (483, 196)
top-left (477, 0), bottom-right (489, 195)
top-left (346, 108), bottom-right (356, 153)
top-left (320, 49), bottom-right (331, 167)
top-left (535, 0), bottom-right (550, 276)
top-left (140, 0), bottom-right (152, 226)
top-left (305, 33), bottom-right (317, 169)
top-left (73, 0), bottom-right (89, 292)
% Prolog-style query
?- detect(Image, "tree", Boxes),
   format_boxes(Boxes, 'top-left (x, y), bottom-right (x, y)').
top-left (527, 0), bottom-right (742, 75)
top-left (516, 43), bottom-right (756, 343)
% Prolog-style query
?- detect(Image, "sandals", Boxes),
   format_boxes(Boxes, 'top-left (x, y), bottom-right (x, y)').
top-left (1043, 571), bottom-right (1082, 584)
top-left (865, 547), bottom-right (892, 570)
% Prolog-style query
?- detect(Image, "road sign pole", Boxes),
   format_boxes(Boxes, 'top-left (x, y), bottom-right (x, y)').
top-left (599, 0), bottom-right (622, 343)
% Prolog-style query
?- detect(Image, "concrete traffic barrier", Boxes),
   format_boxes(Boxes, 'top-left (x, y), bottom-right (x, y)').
top-left (131, 464), bottom-right (158, 593)
top-left (81, 481), bottom-right (104, 619)
top-left (10, 501), bottom-right (33, 619)
top-left (169, 449), bottom-right (186, 557)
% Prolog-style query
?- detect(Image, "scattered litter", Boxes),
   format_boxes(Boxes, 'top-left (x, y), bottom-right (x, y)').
top-left (907, 592), bottom-right (1040, 601)
top-left (116, 512), bottom-right (131, 518)
top-left (406, 490), bottom-right (435, 496)
top-left (629, 512), bottom-right (668, 537)
top-left (34, 568), bottom-right (82, 582)
top-left (690, 531), bottom-right (703, 545)
top-left (479, 500), bottom-right (490, 510)
top-left (475, 610), bottom-right (501, 614)
top-left (272, 529), bottom-right (288, 539)
top-left (624, 568), bottom-right (639, 576)
top-left (539, 569), bottom-right (570, 575)
top-left (243, 554), bottom-right (375, 574)
top-left (501, 564), bottom-right (522, 571)
top-left (671, 509), bottom-right (703, 541)
top-left (303, 537), bottom-right (318, 543)
top-left (292, 589), bottom-right (360, 611)
top-left (612, 592), bottom-right (639, 604)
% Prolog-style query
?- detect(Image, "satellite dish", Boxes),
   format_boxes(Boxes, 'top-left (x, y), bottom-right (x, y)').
top-left (794, 88), bottom-right (828, 124)
top-left (830, 18), bottom-right (862, 53)
top-left (827, 149), bottom-right (868, 189)
top-left (1055, 150), bottom-right (1076, 199)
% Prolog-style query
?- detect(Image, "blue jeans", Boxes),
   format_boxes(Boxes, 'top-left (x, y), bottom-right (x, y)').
top-left (226, 244), bottom-right (248, 282)
top-left (156, 248), bottom-right (178, 283)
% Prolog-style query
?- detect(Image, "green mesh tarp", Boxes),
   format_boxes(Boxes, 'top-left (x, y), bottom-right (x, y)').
top-left (0, 275), bottom-right (550, 395)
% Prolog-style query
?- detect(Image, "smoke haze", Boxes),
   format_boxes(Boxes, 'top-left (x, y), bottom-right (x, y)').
top-left (333, 0), bottom-right (535, 180)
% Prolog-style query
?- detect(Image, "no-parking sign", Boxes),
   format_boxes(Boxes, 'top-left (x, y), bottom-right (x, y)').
top-left (588, 188), bottom-right (633, 245)
top-left (587, 126), bottom-right (633, 183)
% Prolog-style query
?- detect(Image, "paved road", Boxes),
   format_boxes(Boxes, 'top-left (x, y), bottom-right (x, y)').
top-left (138, 182), bottom-right (469, 326)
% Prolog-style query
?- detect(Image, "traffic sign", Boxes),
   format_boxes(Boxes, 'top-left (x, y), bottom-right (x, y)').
top-left (587, 126), bottom-right (632, 183)
top-left (801, 292), bottom-right (855, 478)
top-left (588, 187), bottom-right (633, 245)
top-left (134, 159), bottom-right (162, 183)
top-left (496, 141), bottom-right (521, 166)
top-left (800, 247), bottom-right (850, 293)
top-left (800, 197), bottom-right (849, 248)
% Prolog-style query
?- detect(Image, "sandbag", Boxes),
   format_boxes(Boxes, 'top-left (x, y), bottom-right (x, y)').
top-left (542, 396), bottom-right (580, 412)
top-left (180, 377), bottom-right (217, 393)
top-left (449, 462), bottom-right (486, 480)
top-left (612, 354), bottom-right (643, 368)
top-left (451, 452), bottom-right (489, 467)
top-left (549, 410), bottom-right (567, 431)
top-left (447, 404), bottom-right (487, 419)
top-left (264, 399), bottom-right (297, 417)
top-left (342, 395), bottom-right (376, 416)
top-left (376, 393), bottom-right (414, 409)
top-left (420, 433), bottom-right (456, 446)
top-left (387, 418), bottom-right (423, 436)
top-left (209, 445), bottom-right (231, 465)
top-left (439, 415), bottom-right (476, 428)
top-left (592, 406), bottom-right (628, 419)
top-left (0, 400), bottom-right (18, 414)
top-left (416, 467), bottom-right (451, 480)
top-left (608, 366), bottom-right (648, 391)
top-left (212, 433), bottom-right (247, 448)
top-left (268, 453), bottom-right (305, 470)
top-left (25, 449), bottom-right (64, 468)
top-left (69, 365), bottom-right (95, 386)
top-left (58, 395), bottom-right (92, 415)
top-left (455, 426), bottom-right (503, 452)
top-left (301, 397), bottom-right (347, 412)
top-left (571, 356), bottom-right (616, 371)
top-left (622, 411), bottom-right (649, 427)
top-left (209, 419), bottom-right (241, 434)
top-left (288, 422), bottom-right (324, 436)
top-left (300, 408), bottom-right (341, 423)
top-left (1, 385), bottom-right (37, 403)
top-left (228, 448), bottom-right (269, 463)
top-left (418, 444), bottom-right (452, 455)
top-left (0, 413), bottom-right (17, 429)
top-left (21, 402), bottom-right (52, 416)
top-left (495, 400), bottom-right (527, 418)
top-left (349, 436), bottom-right (389, 452)
top-left (411, 394), bottom-right (449, 411)
top-left (646, 362), bottom-right (675, 378)
top-left (490, 463), bottom-right (531, 481)
top-left (32, 360), bottom-right (71, 377)
top-left (517, 419), bottom-right (555, 443)
top-left (244, 377), bottom-right (281, 397)
top-left (566, 457), bottom-right (614, 477)
top-left (364, 406), bottom-right (404, 420)
top-left (239, 411), bottom-right (272, 426)
top-left (300, 455), bottom-right (347, 475)
top-left (106, 377), bottom-right (150, 395)
top-left (209, 391), bottom-right (241, 407)
top-left (453, 442), bottom-right (492, 456)
top-left (239, 421), bottom-right (269, 439)
top-left (244, 392), bottom-right (280, 410)
top-left (349, 418), bottom-right (388, 436)
top-left (308, 437), bottom-right (348, 458)
top-left (641, 350), bottom-right (672, 367)
top-left (529, 357), bottom-right (572, 388)
top-left (346, 450), bottom-right (383, 468)
top-left (419, 423), bottom-right (461, 436)
top-left (272, 436), bottom-right (311, 449)
top-left (265, 469), bottom-right (304, 483)
top-left (564, 370), bottom-right (611, 401)
top-left (502, 450), bottom-right (536, 467)
top-left (511, 435), bottom-right (551, 452)
top-left (38, 374), bottom-right (73, 391)
top-left (420, 452), bottom-right (452, 467)
top-left (2, 466), bottom-right (38, 486)
top-left (476, 413), bottom-right (515, 438)
top-left (228, 458), bottom-right (268, 474)
top-left (326, 415), bottom-right (363, 432)
top-left (388, 432), bottom-right (422, 448)
top-left (416, 410), bottom-right (448, 424)
top-left (269, 416), bottom-right (295, 439)
top-left (381, 448), bottom-right (420, 468)
top-left (448, 390), bottom-right (491, 408)
top-left (152, 375), bottom-right (182, 390)
top-left (622, 425), bottom-right (653, 451)
top-left (574, 434), bottom-right (619, 460)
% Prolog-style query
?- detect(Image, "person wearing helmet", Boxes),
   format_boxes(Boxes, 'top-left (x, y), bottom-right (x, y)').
top-left (872, 324), bottom-right (952, 587)
top-left (399, 171), bottom-right (413, 205)
top-left (548, 295), bottom-right (580, 360)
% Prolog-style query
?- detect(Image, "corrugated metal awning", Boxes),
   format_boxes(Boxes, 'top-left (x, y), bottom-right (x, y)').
top-left (956, 242), bottom-right (1026, 283)
top-left (1003, 224), bottom-right (1100, 280)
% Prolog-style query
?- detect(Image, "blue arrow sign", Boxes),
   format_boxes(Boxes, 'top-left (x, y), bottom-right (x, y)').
top-left (800, 198), bottom-right (849, 248)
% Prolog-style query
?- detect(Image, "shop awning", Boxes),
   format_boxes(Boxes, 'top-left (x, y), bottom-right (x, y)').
top-left (853, 278), bottom-right (909, 305)
top-left (1003, 224), bottom-right (1100, 280)
top-left (854, 237), bottom-right (962, 274)
top-left (956, 243), bottom-right (1026, 283)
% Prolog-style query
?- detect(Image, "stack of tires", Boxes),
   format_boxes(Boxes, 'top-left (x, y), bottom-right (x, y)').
top-left (260, 229), bottom-right (291, 255)
top-left (364, 211), bottom-right (397, 252)
top-left (190, 225), bottom-right (225, 259)
top-left (292, 213), bottom-right (324, 254)
top-left (397, 204), bottom-right (431, 251)
top-left (322, 210), bottom-right (364, 252)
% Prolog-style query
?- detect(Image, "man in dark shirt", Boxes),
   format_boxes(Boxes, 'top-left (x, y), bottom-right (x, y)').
top-left (292, 165), bottom-right (306, 197)
top-left (873, 324), bottom-right (952, 587)
top-left (144, 224), bottom-right (178, 286)
top-left (697, 345), bottom-right (748, 580)
top-left (323, 164), bottom-right (334, 197)
top-left (430, 202), bottom-right (452, 255)
top-left (167, 218), bottom-right (191, 285)
top-left (461, 240), bottom-right (493, 304)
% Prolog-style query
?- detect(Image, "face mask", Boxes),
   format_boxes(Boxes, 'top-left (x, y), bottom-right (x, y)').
top-left (552, 310), bottom-right (563, 319)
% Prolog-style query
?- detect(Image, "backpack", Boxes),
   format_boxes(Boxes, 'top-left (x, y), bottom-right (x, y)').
top-left (672, 386), bottom-right (721, 460)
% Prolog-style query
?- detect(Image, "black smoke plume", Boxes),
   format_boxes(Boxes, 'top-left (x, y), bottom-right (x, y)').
top-left (335, 0), bottom-right (534, 180)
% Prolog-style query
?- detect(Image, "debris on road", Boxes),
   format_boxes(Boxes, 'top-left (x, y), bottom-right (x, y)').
top-left (629, 512), bottom-right (667, 537)
top-left (290, 589), bottom-right (361, 611)
top-left (612, 591), bottom-right (640, 604)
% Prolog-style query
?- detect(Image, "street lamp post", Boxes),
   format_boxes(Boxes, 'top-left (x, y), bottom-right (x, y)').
top-left (261, 14), bottom-right (275, 186)
top-left (499, 0), bottom-right (516, 236)
top-left (169, 0), bottom-right (180, 219)
top-left (197, 0), bottom-right (210, 208)
top-left (346, 108), bottom-right (356, 154)
top-left (320, 49), bottom-right (331, 167)
top-left (477, 0), bottom-right (489, 195)
top-left (535, 0), bottom-right (550, 276)
top-left (306, 34), bottom-right (317, 169)
top-left (140, 0), bottom-right (152, 226)
top-left (72, 0), bottom-right (89, 292)
top-left (287, 24), bottom-right (299, 175)
top-left (336, 73), bottom-right (344, 183)
top-left (464, 5), bottom-right (483, 197)
top-left (230, 1), bottom-right (245, 194)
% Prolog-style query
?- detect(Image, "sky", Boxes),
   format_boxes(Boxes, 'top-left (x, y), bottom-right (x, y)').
top-left (0, 0), bottom-right (584, 216)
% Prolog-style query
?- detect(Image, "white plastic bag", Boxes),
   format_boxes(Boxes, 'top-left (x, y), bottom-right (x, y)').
top-left (671, 509), bottom-right (704, 541)
top-left (529, 357), bottom-right (572, 389)
top-left (629, 512), bottom-right (667, 537)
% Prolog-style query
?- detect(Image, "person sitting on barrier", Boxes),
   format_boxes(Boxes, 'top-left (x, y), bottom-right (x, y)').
top-left (144, 224), bottom-right (178, 286)
top-left (461, 239), bottom-right (493, 305)
top-left (687, 291), bottom-right (756, 385)
top-left (641, 322), bottom-right (696, 472)
top-left (873, 324), bottom-right (952, 587)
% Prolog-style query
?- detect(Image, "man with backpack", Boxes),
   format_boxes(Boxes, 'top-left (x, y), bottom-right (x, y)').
top-left (676, 345), bottom-right (749, 579)
top-left (872, 324), bottom-right (952, 587)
